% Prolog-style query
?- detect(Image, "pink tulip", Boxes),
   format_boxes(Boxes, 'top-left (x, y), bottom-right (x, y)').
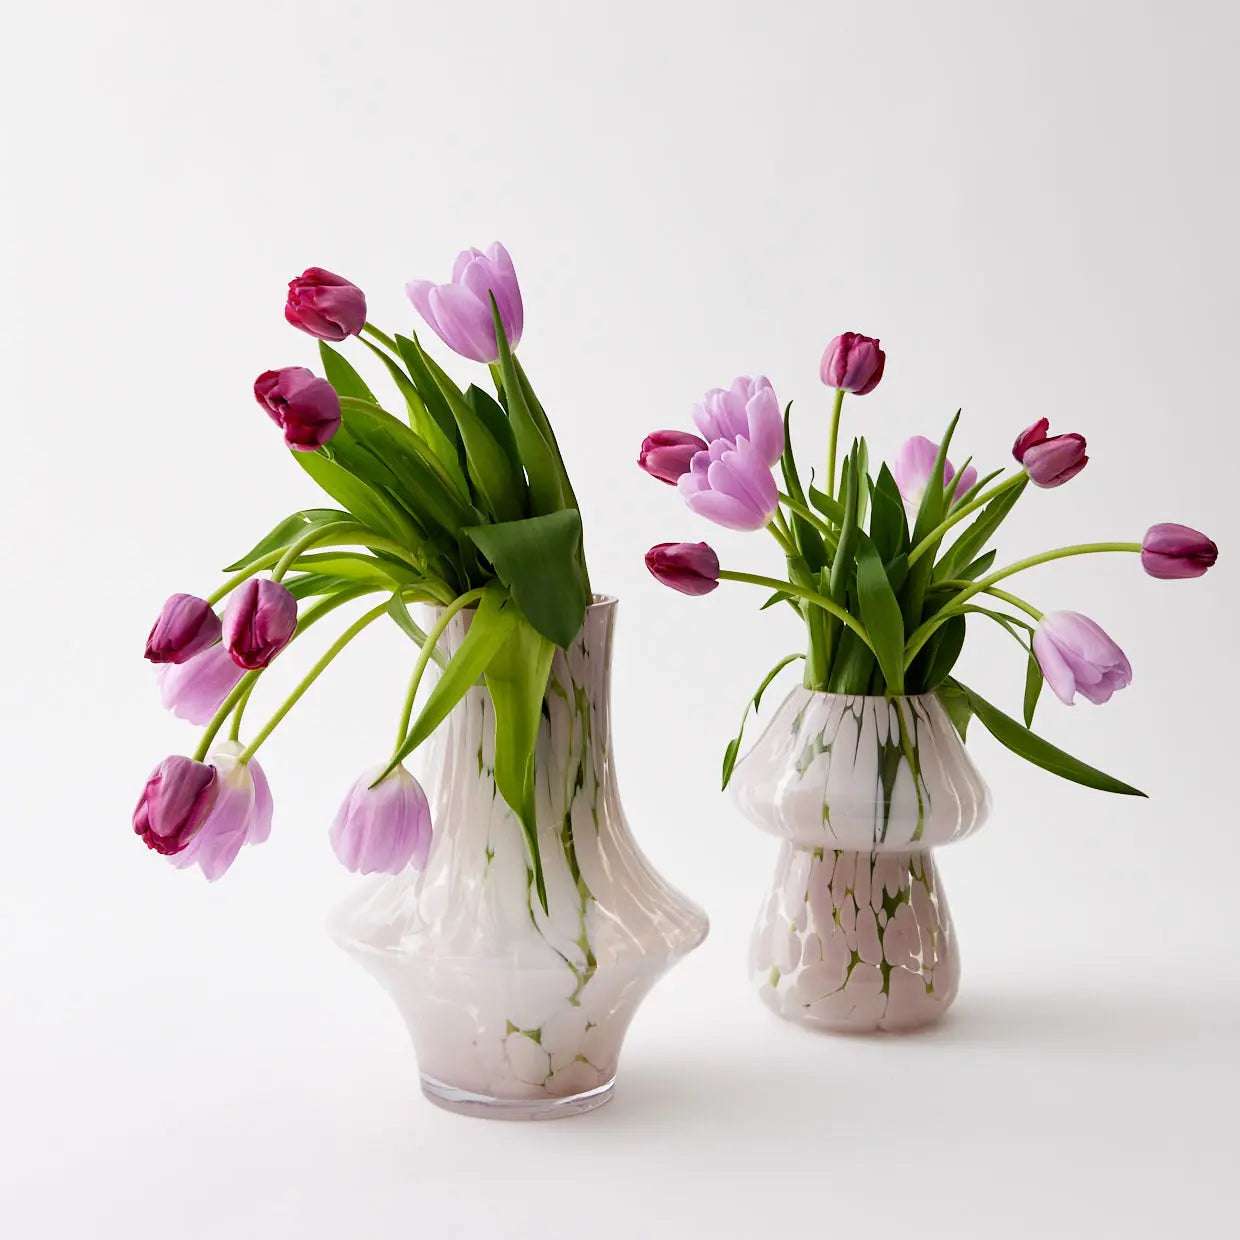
top-left (133, 756), bottom-right (218, 855)
top-left (820, 333), bottom-right (886, 395)
top-left (330, 765), bottom-right (433, 874)
top-left (170, 744), bottom-right (272, 881)
top-left (284, 268), bottom-right (367, 341)
top-left (893, 436), bottom-right (978, 506)
top-left (406, 243), bottom-right (523, 363)
top-left (254, 367), bottom-right (341, 451)
top-left (154, 643), bottom-right (245, 724)
top-left (1012, 418), bottom-right (1088, 488)
top-left (638, 430), bottom-right (709, 485)
top-left (645, 542), bottom-right (720, 596)
top-left (678, 436), bottom-right (779, 531)
top-left (222, 578), bottom-right (297, 670)
top-left (1033, 611), bottom-right (1132, 706)
top-left (144, 594), bottom-right (221, 664)
top-left (691, 376), bottom-right (784, 466)
top-left (1141, 523), bottom-right (1218, 579)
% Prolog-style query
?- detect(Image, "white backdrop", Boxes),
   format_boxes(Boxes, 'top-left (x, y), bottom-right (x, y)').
top-left (3, 1), bottom-right (1238, 1236)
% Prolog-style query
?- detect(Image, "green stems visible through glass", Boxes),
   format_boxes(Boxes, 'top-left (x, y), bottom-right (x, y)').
top-left (717, 569), bottom-right (875, 653)
top-left (824, 388), bottom-right (845, 501)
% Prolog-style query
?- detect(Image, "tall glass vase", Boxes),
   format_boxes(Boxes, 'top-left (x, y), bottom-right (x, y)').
top-left (330, 597), bottom-right (708, 1119)
top-left (731, 690), bottom-right (989, 1032)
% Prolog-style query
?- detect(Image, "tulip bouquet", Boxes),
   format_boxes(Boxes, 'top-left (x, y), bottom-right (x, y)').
top-left (137, 245), bottom-right (591, 904)
top-left (641, 333), bottom-right (1219, 794)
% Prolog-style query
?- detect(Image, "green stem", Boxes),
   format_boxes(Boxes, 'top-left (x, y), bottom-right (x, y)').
top-left (935, 580), bottom-right (1043, 621)
top-left (906, 472), bottom-right (1026, 568)
top-left (825, 388), bottom-right (845, 501)
top-left (228, 678), bottom-right (259, 743)
top-left (271, 522), bottom-right (367, 582)
top-left (206, 553), bottom-right (282, 607)
top-left (717, 570), bottom-right (875, 653)
top-left (361, 322), bottom-right (400, 353)
top-left (767, 522), bottom-right (796, 557)
top-left (777, 491), bottom-right (837, 541)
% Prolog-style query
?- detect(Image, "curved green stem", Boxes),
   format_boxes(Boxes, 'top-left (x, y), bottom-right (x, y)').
top-left (767, 521), bottom-right (796, 557)
top-left (934, 581), bottom-right (1043, 621)
top-left (906, 472), bottom-right (1026, 568)
top-left (777, 492), bottom-right (837, 542)
top-left (361, 322), bottom-right (400, 354)
top-left (271, 521), bottom-right (367, 581)
top-left (228, 678), bottom-right (259, 743)
top-left (717, 570), bottom-right (875, 653)
top-left (825, 388), bottom-right (845, 501)
top-left (206, 553), bottom-right (283, 607)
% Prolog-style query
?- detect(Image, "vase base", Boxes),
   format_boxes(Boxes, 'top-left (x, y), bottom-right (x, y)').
top-left (419, 1074), bottom-right (616, 1121)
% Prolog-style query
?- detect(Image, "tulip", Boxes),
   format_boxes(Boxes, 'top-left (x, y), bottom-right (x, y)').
top-left (222, 578), bottom-right (297, 670)
top-left (1141, 523), bottom-right (1218, 579)
top-left (645, 542), bottom-right (721, 596)
top-left (254, 367), bottom-right (342, 451)
top-left (154, 643), bottom-right (246, 724)
top-left (893, 436), bottom-right (978, 507)
top-left (638, 430), bottom-right (709, 485)
top-left (284, 267), bottom-right (367, 341)
top-left (678, 436), bottom-right (779, 532)
top-left (330, 765), bottom-right (433, 874)
top-left (1012, 418), bottom-right (1088, 488)
top-left (170, 744), bottom-right (272, 881)
top-left (133, 756), bottom-right (218, 855)
top-left (406, 242), bottom-right (523, 363)
top-left (144, 594), bottom-right (222, 664)
top-left (691, 376), bottom-right (784, 466)
top-left (1032, 611), bottom-right (1132, 706)
top-left (820, 333), bottom-right (886, 395)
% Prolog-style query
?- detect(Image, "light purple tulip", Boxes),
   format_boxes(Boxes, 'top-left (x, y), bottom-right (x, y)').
top-left (330, 765), bottom-right (433, 875)
top-left (691, 376), bottom-right (784, 466)
top-left (154, 643), bottom-right (246, 724)
top-left (638, 430), bottom-right (709, 485)
top-left (170, 744), bottom-right (272, 881)
top-left (133, 756), bottom-right (218, 855)
top-left (406, 243), bottom-right (523, 363)
top-left (1012, 418), bottom-right (1088, 488)
top-left (893, 436), bottom-right (978, 506)
top-left (678, 436), bottom-right (779, 532)
top-left (1141, 523), bottom-right (1218, 580)
top-left (1033, 611), bottom-right (1132, 706)
top-left (254, 367), bottom-right (341, 451)
top-left (820, 333), bottom-right (886, 395)
top-left (144, 594), bottom-right (222, 664)
top-left (645, 542), bottom-right (720, 596)
top-left (284, 267), bottom-right (367, 341)
top-left (222, 578), bottom-right (297, 670)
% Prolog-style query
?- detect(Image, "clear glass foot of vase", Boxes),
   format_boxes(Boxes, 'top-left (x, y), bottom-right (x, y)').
top-left (419, 1074), bottom-right (615, 1120)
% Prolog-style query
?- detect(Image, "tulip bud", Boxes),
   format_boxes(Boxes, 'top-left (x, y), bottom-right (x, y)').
top-left (154, 643), bottom-right (246, 724)
top-left (330, 765), bottom-right (433, 874)
top-left (820, 333), bottom-right (886, 395)
top-left (1032, 611), bottom-right (1132, 706)
top-left (144, 594), bottom-right (222, 664)
top-left (678, 437), bottom-right (779, 531)
top-left (284, 267), bottom-right (367, 341)
top-left (222, 578), bottom-right (297, 670)
top-left (406, 242), bottom-right (523, 363)
top-left (254, 367), bottom-right (342, 451)
top-left (893, 436), bottom-right (978, 507)
top-left (170, 745), bottom-right (272, 881)
top-left (645, 542), bottom-right (721, 596)
top-left (1012, 418), bottom-right (1088, 488)
top-left (1141, 523), bottom-right (1218, 579)
top-left (638, 430), bottom-right (709, 485)
top-left (133, 756), bottom-right (219, 855)
top-left (691, 376), bottom-right (785, 466)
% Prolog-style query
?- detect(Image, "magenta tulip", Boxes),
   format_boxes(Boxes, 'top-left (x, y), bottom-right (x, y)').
top-left (1012, 418), bottom-right (1088, 487)
top-left (170, 745), bottom-right (272, 881)
top-left (254, 367), bottom-right (341, 451)
top-left (893, 436), bottom-right (978, 506)
top-left (820, 333), bottom-right (886, 395)
top-left (222, 578), bottom-right (297, 670)
top-left (406, 242), bottom-right (523, 363)
top-left (691, 376), bottom-right (784, 466)
top-left (144, 594), bottom-right (222, 665)
top-left (639, 430), bottom-right (709, 485)
top-left (678, 436), bottom-right (779, 531)
top-left (284, 267), bottom-right (367, 341)
top-left (1141, 523), bottom-right (1218, 579)
top-left (1033, 611), bottom-right (1132, 706)
top-left (645, 542), bottom-right (721, 596)
top-left (154, 643), bottom-right (246, 724)
top-left (330, 765), bottom-right (433, 874)
top-left (133, 756), bottom-right (219, 855)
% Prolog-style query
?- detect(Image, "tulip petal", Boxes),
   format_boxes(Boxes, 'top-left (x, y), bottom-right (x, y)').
top-left (1033, 627), bottom-right (1078, 705)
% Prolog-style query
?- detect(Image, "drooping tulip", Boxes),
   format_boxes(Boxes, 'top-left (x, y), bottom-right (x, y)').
top-left (1012, 418), bottom-right (1088, 488)
top-left (893, 436), bottom-right (978, 507)
top-left (678, 436), bottom-right (779, 532)
top-left (645, 542), bottom-right (721, 596)
top-left (1141, 523), bottom-right (1218, 580)
top-left (284, 268), bottom-right (367, 341)
top-left (691, 376), bottom-right (785, 466)
top-left (170, 744), bottom-right (272, 881)
top-left (330, 765), bottom-right (433, 874)
top-left (406, 242), bottom-right (523, 363)
top-left (154, 643), bottom-right (246, 724)
top-left (638, 430), bottom-right (709, 485)
top-left (144, 594), bottom-right (222, 664)
top-left (133, 756), bottom-right (218, 855)
top-left (254, 367), bottom-right (342, 451)
top-left (222, 578), bottom-right (297, 670)
top-left (1032, 611), bottom-right (1132, 706)
top-left (819, 333), bottom-right (886, 395)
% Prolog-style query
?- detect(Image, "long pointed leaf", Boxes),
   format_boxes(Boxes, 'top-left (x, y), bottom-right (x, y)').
top-left (223, 508), bottom-right (352, 572)
top-left (855, 536), bottom-right (905, 693)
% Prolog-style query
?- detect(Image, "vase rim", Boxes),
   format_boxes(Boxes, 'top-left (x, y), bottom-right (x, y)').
top-left (428, 592), bottom-right (618, 614)
top-left (789, 688), bottom-right (944, 704)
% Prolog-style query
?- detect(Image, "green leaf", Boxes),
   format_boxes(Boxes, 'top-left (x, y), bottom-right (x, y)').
top-left (721, 653), bottom-right (804, 789)
top-left (779, 402), bottom-right (806, 505)
top-left (869, 464), bottom-right (909, 565)
top-left (854, 438), bottom-right (871, 529)
top-left (294, 451), bottom-right (424, 547)
top-left (934, 475), bottom-right (1028, 582)
top-left (462, 384), bottom-right (528, 520)
top-left (394, 333), bottom-right (465, 451)
top-left (910, 410), bottom-right (961, 545)
top-left (290, 552), bottom-right (413, 589)
top-left (915, 613), bottom-right (966, 692)
top-left (223, 508), bottom-right (352, 572)
top-left (464, 510), bottom-right (587, 648)
top-left (956, 549), bottom-right (998, 582)
top-left (855, 537), bottom-right (905, 694)
top-left (760, 590), bottom-right (793, 610)
top-left (1023, 653), bottom-right (1044, 727)
top-left (318, 341), bottom-right (377, 403)
top-left (281, 572), bottom-right (371, 601)
top-left (385, 593), bottom-right (450, 670)
top-left (937, 682), bottom-right (973, 741)
top-left (808, 484), bottom-right (847, 525)
top-left (951, 679), bottom-right (1146, 797)
top-left (828, 447), bottom-right (860, 603)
